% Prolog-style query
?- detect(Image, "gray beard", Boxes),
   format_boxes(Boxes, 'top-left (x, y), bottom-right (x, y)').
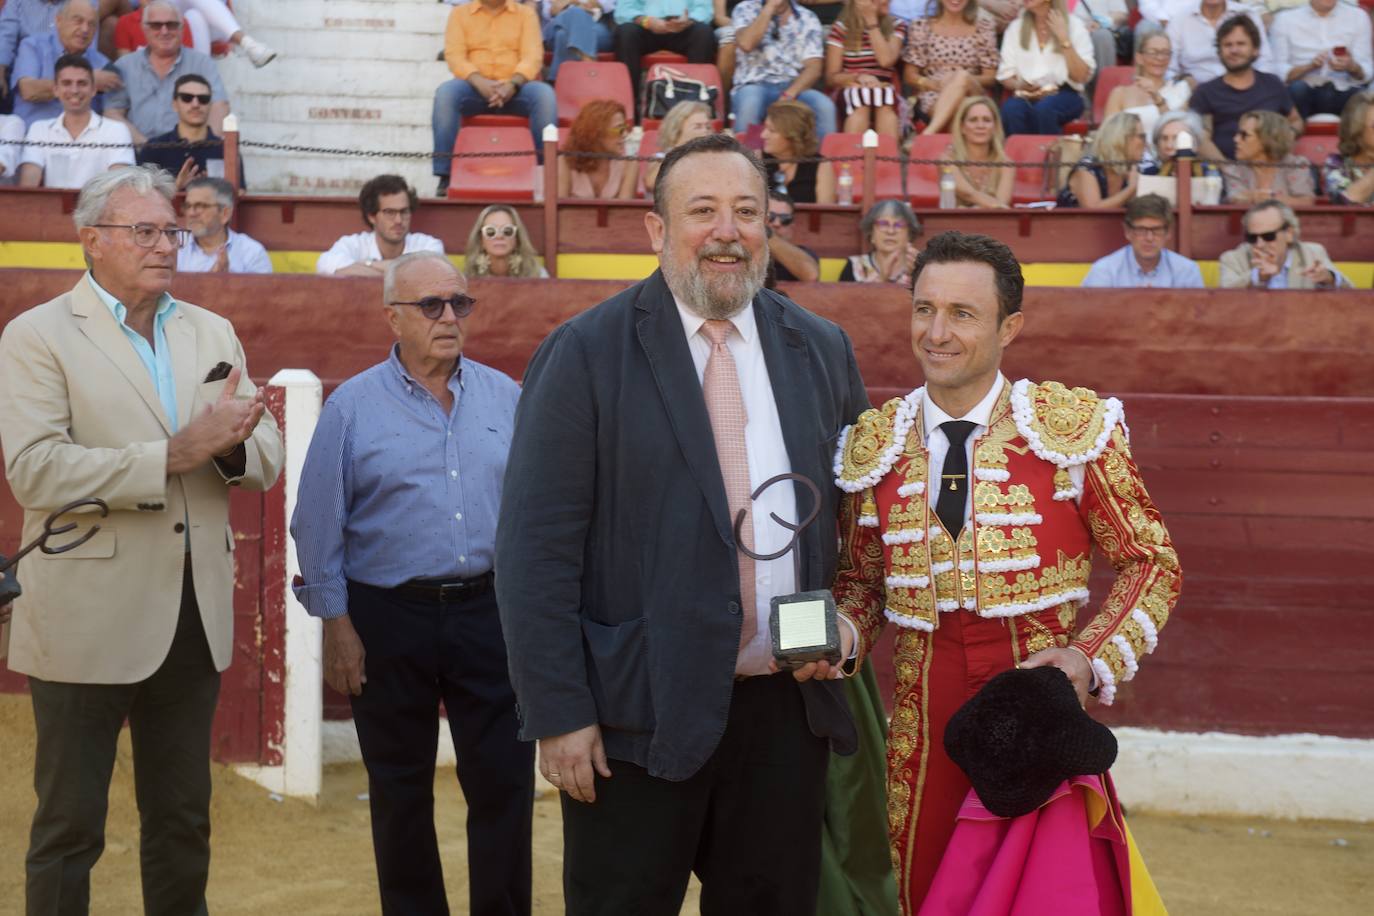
top-left (661, 243), bottom-right (767, 321)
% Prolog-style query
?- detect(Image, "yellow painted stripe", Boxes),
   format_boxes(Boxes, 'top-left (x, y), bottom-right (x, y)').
top-left (3, 242), bottom-right (1369, 289)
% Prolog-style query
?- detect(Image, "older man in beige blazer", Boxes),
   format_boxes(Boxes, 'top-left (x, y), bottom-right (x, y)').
top-left (1219, 199), bottom-right (1352, 290)
top-left (0, 164), bottom-right (282, 916)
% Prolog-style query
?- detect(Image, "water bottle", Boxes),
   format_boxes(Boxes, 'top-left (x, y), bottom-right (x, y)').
top-left (625, 125), bottom-right (644, 158)
top-left (939, 167), bottom-right (957, 209)
top-left (837, 164), bottom-right (854, 206)
top-left (1201, 162), bottom-right (1222, 206)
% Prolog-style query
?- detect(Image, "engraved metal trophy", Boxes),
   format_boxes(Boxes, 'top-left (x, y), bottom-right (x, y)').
top-left (733, 473), bottom-right (840, 670)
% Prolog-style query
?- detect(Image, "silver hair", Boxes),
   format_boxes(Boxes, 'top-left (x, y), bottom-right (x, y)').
top-left (57, 0), bottom-right (98, 19)
top-left (73, 165), bottom-right (177, 229)
top-left (142, 0), bottom-right (179, 24)
top-left (1244, 199), bottom-right (1300, 238)
top-left (860, 198), bottom-right (921, 242)
top-left (382, 251), bottom-right (461, 304)
top-left (186, 176), bottom-right (235, 209)
top-left (1151, 110), bottom-right (1207, 153)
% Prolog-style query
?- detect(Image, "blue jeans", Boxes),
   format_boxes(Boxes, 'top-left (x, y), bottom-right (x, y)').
top-left (543, 9), bottom-right (614, 82)
top-left (731, 82), bottom-right (837, 139)
top-left (1287, 80), bottom-right (1360, 119)
top-left (431, 78), bottom-right (558, 175)
top-left (1000, 89), bottom-right (1085, 136)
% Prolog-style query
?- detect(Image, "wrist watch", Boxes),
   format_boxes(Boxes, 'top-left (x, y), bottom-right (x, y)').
top-left (366, 259), bottom-right (377, 269)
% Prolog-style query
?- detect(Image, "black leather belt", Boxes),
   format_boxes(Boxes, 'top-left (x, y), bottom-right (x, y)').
top-left (393, 571), bottom-right (493, 603)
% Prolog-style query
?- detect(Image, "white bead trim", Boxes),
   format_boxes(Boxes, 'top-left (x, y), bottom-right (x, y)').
top-left (931, 559), bottom-right (975, 575)
top-left (1112, 634), bottom-right (1139, 682)
top-left (886, 575), bottom-right (930, 589)
top-left (975, 512), bottom-right (1043, 527)
top-left (1010, 378), bottom-right (1124, 469)
top-left (961, 597), bottom-right (978, 610)
top-left (974, 467), bottom-right (1010, 482)
top-left (897, 481), bottom-right (926, 498)
top-left (977, 554), bottom-right (1042, 573)
top-left (834, 390), bottom-right (922, 493)
top-left (1092, 658), bottom-right (1116, 706)
top-left (884, 607), bottom-right (934, 631)
top-left (936, 598), bottom-right (961, 612)
top-left (977, 587), bottom-right (1091, 619)
top-left (881, 528), bottom-right (925, 545)
top-left (1053, 488), bottom-right (1079, 502)
top-left (1131, 608), bottom-right (1158, 654)
top-left (858, 514), bottom-right (879, 527)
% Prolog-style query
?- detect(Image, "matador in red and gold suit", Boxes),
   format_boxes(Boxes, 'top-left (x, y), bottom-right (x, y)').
top-left (832, 373), bottom-right (1182, 913)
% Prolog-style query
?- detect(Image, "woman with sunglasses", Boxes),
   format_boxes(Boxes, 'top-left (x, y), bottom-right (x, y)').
top-left (558, 99), bottom-right (639, 200)
top-left (839, 198), bottom-right (921, 283)
top-left (464, 204), bottom-right (548, 279)
top-left (1221, 110), bottom-right (1315, 206)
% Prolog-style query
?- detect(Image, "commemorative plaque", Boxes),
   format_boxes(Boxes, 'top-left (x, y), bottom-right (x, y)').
top-left (734, 474), bottom-right (841, 669)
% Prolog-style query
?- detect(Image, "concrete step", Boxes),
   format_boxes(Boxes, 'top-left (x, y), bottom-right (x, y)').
top-left (243, 29), bottom-right (449, 63)
top-left (233, 93), bottom-right (436, 128)
top-left (234, 0), bottom-right (450, 35)
top-left (221, 57), bottom-right (450, 100)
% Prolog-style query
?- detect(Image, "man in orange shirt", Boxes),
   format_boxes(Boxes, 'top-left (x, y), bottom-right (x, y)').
top-left (433, 0), bottom-right (557, 196)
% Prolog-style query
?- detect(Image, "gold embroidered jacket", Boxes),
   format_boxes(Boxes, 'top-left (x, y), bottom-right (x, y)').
top-left (832, 379), bottom-right (1182, 703)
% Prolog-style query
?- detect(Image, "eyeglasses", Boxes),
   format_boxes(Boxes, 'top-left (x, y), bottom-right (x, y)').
top-left (606, 123), bottom-right (630, 137)
top-left (482, 224), bottom-right (517, 238)
top-left (145, 20), bottom-right (180, 31)
top-left (767, 211), bottom-right (794, 226)
top-left (176, 91), bottom-right (211, 105)
top-left (1235, 129), bottom-right (1255, 139)
top-left (377, 207), bottom-right (412, 219)
top-left (873, 219), bottom-right (908, 232)
top-left (1244, 226), bottom-right (1287, 244)
top-left (1125, 223), bottom-right (1169, 238)
top-left (183, 202), bottom-right (223, 213)
top-left (1138, 49), bottom-right (1171, 58)
top-left (91, 223), bottom-right (191, 248)
top-left (389, 294), bottom-right (476, 320)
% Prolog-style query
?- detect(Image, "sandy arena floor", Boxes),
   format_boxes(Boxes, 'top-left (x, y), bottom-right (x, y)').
top-left (0, 695), bottom-right (1369, 914)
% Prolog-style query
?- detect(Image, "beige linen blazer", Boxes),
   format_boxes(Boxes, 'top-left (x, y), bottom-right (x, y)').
top-left (1218, 240), bottom-right (1343, 290)
top-left (0, 276), bottom-right (282, 683)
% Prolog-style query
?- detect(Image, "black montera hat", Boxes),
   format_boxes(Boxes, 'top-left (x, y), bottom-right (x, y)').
top-left (943, 666), bottom-right (1118, 819)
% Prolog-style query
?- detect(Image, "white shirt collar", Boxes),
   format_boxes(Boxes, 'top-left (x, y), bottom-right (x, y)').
top-left (923, 372), bottom-right (1007, 442)
top-left (674, 295), bottom-right (758, 346)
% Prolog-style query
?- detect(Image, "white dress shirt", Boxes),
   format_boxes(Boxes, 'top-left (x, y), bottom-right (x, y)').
top-left (921, 374), bottom-right (1084, 523)
top-left (1270, 3), bottom-right (1372, 92)
top-left (0, 113), bottom-right (24, 185)
top-left (676, 298), bottom-right (820, 677)
top-left (315, 230), bottom-right (445, 275)
top-left (19, 113), bottom-right (134, 189)
top-left (1166, 2), bottom-right (1276, 82)
top-left (177, 228), bottom-right (274, 274)
top-left (996, 15), bottom-right (1098, 92)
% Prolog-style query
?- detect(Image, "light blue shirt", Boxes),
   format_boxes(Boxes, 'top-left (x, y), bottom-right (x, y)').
top-left (1248, 250), bottom-right (1352, 290)
top-left (290, 346), bottom-right (521, 619)
top-left (10, 31), bottom-right (109, 126)
top-left (105, 47), bottom-right (228, 139)
top-left (0, 0), bottom-right (61, 70)
top-left (615, 0), bottom-right (712, 26)
top-left (1082, 245), bottom-right (1205, 289)
top-left (88, 272), bottom-right (179, 431)
top-left (177, 228), bottom-right (273, 275)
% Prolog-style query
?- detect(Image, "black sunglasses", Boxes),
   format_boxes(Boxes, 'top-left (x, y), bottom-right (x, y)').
top-left (768, 211), bottom-right (794, 226)
top-left (389, 294), bottom-right (476, 320)
top-left (1244, 225), bottom-right (1287, 244)
top-left (176, 91), bottom-right (211, 105)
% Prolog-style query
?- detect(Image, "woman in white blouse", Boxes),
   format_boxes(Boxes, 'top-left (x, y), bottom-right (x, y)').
top-left (996, 0), bottom-right (1096, 135)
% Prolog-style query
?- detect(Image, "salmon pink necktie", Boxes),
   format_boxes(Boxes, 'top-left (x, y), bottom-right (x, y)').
top-left (701, 319), bottom-right (757, 648)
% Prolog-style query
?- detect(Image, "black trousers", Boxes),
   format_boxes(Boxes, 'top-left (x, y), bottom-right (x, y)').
top-left (346, 579), bottom-right (534, 916)
top-left (613, 22), bottom-right (717, 112)
top-left (27, 558), bottom-right (220, 916)
top-left (560, 672), bottom-right (830, 916)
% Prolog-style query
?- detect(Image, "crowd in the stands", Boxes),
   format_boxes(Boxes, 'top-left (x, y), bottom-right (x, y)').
top-left (0, 0), bottom-right (1368, 290)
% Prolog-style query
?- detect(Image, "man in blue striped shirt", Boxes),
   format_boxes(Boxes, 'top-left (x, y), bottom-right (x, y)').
top-left (1082, 194), bottom-right (1205, 289)
top-left (290, 251), bottom-right (533, 916)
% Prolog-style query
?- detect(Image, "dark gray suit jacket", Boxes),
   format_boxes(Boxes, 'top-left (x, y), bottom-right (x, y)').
top-left (496, 270), bottom-right (870, 782)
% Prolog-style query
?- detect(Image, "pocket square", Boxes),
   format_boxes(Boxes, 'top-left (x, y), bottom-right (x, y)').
top-left (203, 362), bottom-right (233, 383)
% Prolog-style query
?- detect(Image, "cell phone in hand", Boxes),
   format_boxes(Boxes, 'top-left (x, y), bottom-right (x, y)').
top-left (1334, 46), bottom-right (1348, 57)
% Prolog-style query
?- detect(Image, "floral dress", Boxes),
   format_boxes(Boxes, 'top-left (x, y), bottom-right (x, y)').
top-left (1324, 153), bottom-right (1374, 205)
top-left (902, 16), bottom-right (1000, 118)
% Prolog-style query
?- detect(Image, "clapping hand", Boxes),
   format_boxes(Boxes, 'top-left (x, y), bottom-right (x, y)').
top-left (175, 156), bottom-right (202, 191)
top-left (166, 366), bottom-right (266, 474)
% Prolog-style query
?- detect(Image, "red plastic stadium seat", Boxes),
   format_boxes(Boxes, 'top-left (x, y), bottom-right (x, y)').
top-left (906, 133), bottom-right (952, 208)
top-left (1062, 119), bottom-right (1090, 136)
top-left (643, 62), bottom-right (726, 122)
top-left (466, 114), bottom-right (529, 128)
top-left (1304, 117), bottom-right (1340, 136)
top-left (447, 127), bottom-right (537, 202)
top-left (555, 61), bottom-right (635, 126)
top-left (1003, 134), bottom-right (1059, 204)
top-left (1092, 67), bottom-right (1135, 125)
top-left (642, 51), bottom-right (688, 67)
top-left (819, 132), bottom-right (904, 203)
top-left (1294, 134), bottom-right (1339, 168)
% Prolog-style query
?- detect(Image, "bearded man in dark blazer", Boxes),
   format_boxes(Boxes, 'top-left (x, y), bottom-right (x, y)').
top-left (496, 133), bottom-right (871, 915)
